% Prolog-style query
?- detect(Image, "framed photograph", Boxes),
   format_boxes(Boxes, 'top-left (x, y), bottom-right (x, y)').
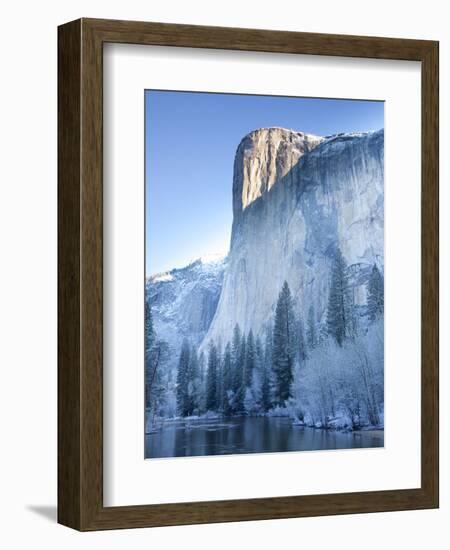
top-left (58, 18), bottom-right (439, 530)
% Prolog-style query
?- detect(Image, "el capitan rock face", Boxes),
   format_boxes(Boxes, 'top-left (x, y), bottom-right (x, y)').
top-left (145, 119), bottom-right (385, 448)
top-left (200, 127), bottom-right (384, 351)
top-left (148, 126), bottom-right (384, 360)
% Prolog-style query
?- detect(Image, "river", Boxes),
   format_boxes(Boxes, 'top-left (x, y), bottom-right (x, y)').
top-left (145, 416), bottom-right (384, 459)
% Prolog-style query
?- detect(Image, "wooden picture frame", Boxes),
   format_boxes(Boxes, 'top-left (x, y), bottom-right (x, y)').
top-left (58, 18), bottom-right (439, 531)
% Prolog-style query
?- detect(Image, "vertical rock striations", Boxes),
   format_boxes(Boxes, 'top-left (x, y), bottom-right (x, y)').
top-left (201, 127), bottom-right (384, 350)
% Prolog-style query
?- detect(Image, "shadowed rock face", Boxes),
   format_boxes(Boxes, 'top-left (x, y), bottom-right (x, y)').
top-left (201, 127), bottom-right (384, 350)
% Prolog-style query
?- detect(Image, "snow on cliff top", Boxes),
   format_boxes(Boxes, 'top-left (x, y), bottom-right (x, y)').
top-left (239, 126), bottom-right (383, 147)
top-left (148, 252), bottom-right (227, 284)
top-left (151, 272), bottom-right (174, 283)
top-left (243, 126), bottom-right (322, 138)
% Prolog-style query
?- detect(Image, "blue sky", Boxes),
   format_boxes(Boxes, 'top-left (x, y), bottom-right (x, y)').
top-left (145, 91), bottom-right (384, 275)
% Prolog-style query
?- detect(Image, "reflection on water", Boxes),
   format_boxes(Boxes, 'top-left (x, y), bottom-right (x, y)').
top-left (145, 416), bottom-right (384, 459)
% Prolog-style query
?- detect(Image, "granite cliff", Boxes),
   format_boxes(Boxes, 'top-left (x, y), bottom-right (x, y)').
top-left (201, 127), bottom-right (384, 350)
top-left (148, 126), bottom-right (384, 360)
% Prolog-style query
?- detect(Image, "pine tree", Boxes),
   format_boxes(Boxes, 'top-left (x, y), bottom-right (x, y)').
top-left (252, 335), bottom-right (267, 412)
top-left (222, 343), bottom-right (233, 415)
top-left (235, 332), bottom-right (247, 412)
top-left (198, 351), bottom-right (206, 385)
top-left (206, 343), bottom-right (219, 411)
top-left (187, 346), bottom-right (200, 415)
top-left (144, 300), bottom-right (155, 409)
top-left (264, 327), bottom-right (273, 368)
top-left (176, 339), bottom-right (191, 416)
top-left (230, 324), bottom-right (245, 412)
top-left (145, 301), bottom-right (168, 417)
top-left (367, 264), bottom-right (384, 321)
top-left (255, 336), bottom-right (264, 366)
top-left (263, 328), bottom-right (274, 410)
top-left (306, 304), bottom-right (317, 351)
top-left (198, 351), bottom-right (206, 413)
top-left (239, 333), bottom-right (247, 382)
top-left (244, 330), bottom-right (256, 388)
top-left (215, 345), bottom-right (224, 413)
top-left (327, 248), bottom-right (350, 346)
top-left (231, 324), bottom-right (243, 393)
top-left (298, 317), bottom-right (307, 363)
top-left (272, 281), bottom-right (296, 405)
top-left (145, 300), bottom-right (155, 356)
top-left (260, 363), bottom-right (271, 412)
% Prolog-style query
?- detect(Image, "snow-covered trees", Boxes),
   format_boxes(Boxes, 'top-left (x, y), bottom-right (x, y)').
top-left (278, 251), bottom-right (384, 428)
top-left (144, 300), bottom-right (156, 411)
top-left (260, 360), bottom-right (272, 412)
top-left (326, 248), bottom-right (351, 346)
top-left (231, 324), bottom-right (244, 413)
top-left (222, 343), bottom-right (233, 415)
top-left (206, 343), bottom-right (219, 411)
top-left (151, 254), bottom-right (384, 431)
top-left (145, 301), bottom-right (169, 428)
top-left (244, 330), bottom-right (256, 388)
top-left (367, 264), bottom-right (384, 320)
top-left (176, 339), bottom-right (191, 416)
top-left (292, 319), bottom-right (384, 430)
top-left (174, 340), bottom-right (206, 417)
top-left (187, 346), bottom-right (202, 415)
top-left (297, 317), bottom-right (307, 363)
top-left (307, 304), bottom-right (317, 350)
top-left (272, 281), bottom-right (296, 405)
top-left (145, 303), bottom-right (167, 411)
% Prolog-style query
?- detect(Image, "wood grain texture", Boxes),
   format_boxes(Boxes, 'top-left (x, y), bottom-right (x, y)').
top-left (420, 41), bottom-right (439, 506)
top-left (57, 19), bottom-right (82, 530)
top-left (58, 18), bottom-right (439, 531)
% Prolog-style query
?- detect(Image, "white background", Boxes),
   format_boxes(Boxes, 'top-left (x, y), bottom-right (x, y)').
top-left (104, 44), bottom-right (421, 506)
top-left (0, 0), bottom-right (448, 548)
